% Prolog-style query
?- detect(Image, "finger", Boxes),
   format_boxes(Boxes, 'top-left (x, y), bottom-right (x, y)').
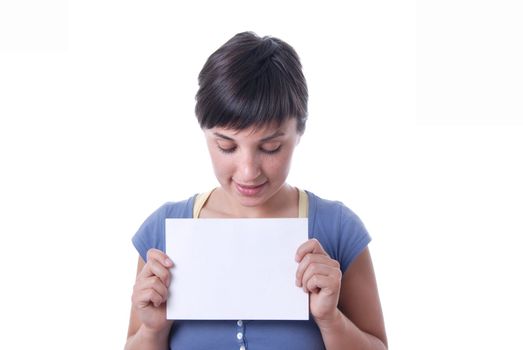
top-left (304, 274), bottom-right (339, 294)
top-left (132, 286), bottom-right (165, 308)
top-left (146, 248), bottom-right (174, 268)
top-left (300, 263), bottom-right (340, 292)
top-left (137, 276), bottom-right (169, 302)
top-left (295, 254), bottom-right (340, 287)
top-left (295, 239), bottom-right (328, 262)
top-left (140, 258), bottom-right (171, 286)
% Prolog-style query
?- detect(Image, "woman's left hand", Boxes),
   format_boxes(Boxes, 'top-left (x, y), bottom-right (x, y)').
top-left (295, 238), bottom-right (343, 323)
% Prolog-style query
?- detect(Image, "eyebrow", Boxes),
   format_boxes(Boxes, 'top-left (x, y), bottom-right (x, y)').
top-left (213, 131), bottom-right (285, 142)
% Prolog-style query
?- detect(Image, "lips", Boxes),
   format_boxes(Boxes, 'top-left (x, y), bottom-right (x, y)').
top-left (235, 182), bottom-right (267, 196)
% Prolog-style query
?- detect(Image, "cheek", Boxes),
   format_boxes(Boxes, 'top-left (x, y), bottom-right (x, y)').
top-left (209, 150), bottom-right (233, 178)
top-left (266, 152), bottom-right (294, 178)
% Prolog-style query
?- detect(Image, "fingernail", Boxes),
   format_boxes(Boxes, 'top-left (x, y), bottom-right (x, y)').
top-left (165, 258), bottom-right (173, 266)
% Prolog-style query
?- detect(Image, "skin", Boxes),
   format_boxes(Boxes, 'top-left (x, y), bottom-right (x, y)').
top-left (201, 119), bottom-right (301, 218)
top-left (126, 118), bottom-right (387, 350)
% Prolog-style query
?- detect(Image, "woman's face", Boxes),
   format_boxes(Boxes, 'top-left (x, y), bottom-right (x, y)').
top-left (204, 118), bottom-right (301, 211)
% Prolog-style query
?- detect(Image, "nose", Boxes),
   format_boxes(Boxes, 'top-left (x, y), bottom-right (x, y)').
top-left (238, 150), bottom-right (261, 182)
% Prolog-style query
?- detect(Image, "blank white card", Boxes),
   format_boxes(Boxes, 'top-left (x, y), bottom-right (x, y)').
top-left (165, 218), bottom-right (309, 320)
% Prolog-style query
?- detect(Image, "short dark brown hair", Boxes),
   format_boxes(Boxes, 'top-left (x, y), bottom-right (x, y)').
top-left (195, 32), bottom-right (308, 133)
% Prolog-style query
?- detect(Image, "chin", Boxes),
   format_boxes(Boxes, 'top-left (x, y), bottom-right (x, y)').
top-left (235, 194), bottom-right (267, 208)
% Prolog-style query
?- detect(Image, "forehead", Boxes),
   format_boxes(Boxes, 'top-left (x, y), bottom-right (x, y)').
top-left (209, 118), bottom-right (297, 139)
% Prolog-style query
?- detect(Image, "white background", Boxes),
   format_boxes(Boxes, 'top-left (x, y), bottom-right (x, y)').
top-left (1, 1), bottom-right (522, 349)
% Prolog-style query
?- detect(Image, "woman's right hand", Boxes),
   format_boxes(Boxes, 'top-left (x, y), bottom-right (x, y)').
top-left (131, 248), bottom-right (174, 332)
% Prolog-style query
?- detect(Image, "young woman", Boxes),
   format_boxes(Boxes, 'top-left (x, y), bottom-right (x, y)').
top-left (125, 31), bottom-right (387, 350)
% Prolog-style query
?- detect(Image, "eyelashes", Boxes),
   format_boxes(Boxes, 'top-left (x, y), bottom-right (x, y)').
top-left (217, 145), bottom-right (282, 155)
top-left (261, 146), bottom-right (282, 155)
top-left (217, 146), bottom-right (236, 154)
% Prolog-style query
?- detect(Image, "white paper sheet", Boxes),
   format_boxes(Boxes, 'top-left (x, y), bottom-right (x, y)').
top-left (165, 218), bottom-right (309, 320)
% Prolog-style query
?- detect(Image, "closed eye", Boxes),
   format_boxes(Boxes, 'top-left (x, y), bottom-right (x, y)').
top-left (218, 146), bottom-right (237, 154)
top-left (260, 145), bottom-right (282, 154)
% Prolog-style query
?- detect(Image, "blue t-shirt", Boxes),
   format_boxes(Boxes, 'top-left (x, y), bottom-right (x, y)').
top-left (132, 190), bottom-right (371, 350)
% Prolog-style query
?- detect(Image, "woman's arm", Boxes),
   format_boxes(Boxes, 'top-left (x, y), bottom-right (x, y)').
top-left (296, 241), bottom-right (387, 350)
top-left (317, 247), bottom-right (387, 350)
top-left (125, 250), bottom-right (174, 350)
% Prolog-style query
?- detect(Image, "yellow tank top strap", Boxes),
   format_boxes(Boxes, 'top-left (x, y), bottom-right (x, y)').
top-left (298, 188), bottom-right (308, 218)
top-left (193, 189), bottom-right (214, 218)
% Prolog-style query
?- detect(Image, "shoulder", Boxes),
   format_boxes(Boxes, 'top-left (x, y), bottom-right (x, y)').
top-left (306, 190), bottom-right (361, 224)
top-left (137, 195), bottom-right (197, 235)
top-left (305, 190), bottom-right (371, 272)
top-left (132, 194), bottom-right (197, 261)
top-left (154, 196), bottom-right (197, 219)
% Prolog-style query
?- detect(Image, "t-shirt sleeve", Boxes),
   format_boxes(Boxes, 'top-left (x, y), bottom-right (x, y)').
top-left (337, 203), bottom-right (372, 273)
top-left (131, 204), bottom-right (168, 262)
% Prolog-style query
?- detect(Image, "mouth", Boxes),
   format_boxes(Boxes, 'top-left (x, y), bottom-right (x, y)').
top-left (234, 181), bottom-right (267, 196)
